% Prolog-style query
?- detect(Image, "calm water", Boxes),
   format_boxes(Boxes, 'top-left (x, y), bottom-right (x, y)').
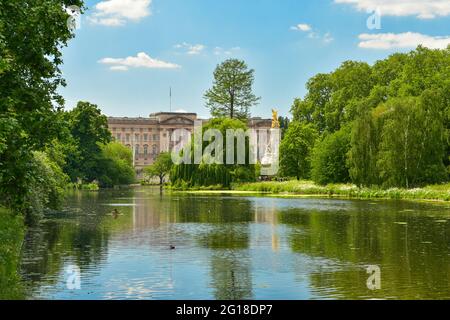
top-left (18, 187), bottom-right (450, 300)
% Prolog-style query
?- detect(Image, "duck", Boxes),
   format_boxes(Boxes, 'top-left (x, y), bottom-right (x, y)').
top-left (170, 245), bottom-right (176, 250)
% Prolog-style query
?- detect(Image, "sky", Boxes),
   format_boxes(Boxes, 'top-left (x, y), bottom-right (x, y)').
top-left (60, 0), bottom-right (450, 119)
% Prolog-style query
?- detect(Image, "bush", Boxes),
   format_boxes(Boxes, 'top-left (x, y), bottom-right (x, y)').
top-left (98, 142), bottom-right (136, 187)
top-left (23, 152), bottom-right (69, 224)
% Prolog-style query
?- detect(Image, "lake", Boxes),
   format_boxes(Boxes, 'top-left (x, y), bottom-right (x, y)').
top-left (18, 187), bottom-right (450, 300)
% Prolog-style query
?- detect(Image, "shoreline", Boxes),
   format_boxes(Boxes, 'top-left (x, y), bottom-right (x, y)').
top-left (167, 180), bottom-right (450, 204)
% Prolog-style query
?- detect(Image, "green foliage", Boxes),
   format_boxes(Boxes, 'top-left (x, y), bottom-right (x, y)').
top-left (172, 163), bottom-right (232, 189)
top-left (376, 96), bottom-right (447, 188)
top-left (171, 118), bottom-right (258, 188)
top-left (81, 182), bottom-right (100, 191)
top-left (144, 152), bottom-right (173, 185)
top-left (204, 59), bottom-right (260, 119)
top-left (348, 106), bottom-right (380, 187)
top-left (0, 208), bottom-right (25, 299)
top-left (24, 151), bottom-right (70, 224)
top-left (288, 46), bottom-right (450, 188)
top-left (98, 142), bottom-right (135, 187)
top-left (279, 122), bottom-right (318, 180)
top-left (291, 61), bottom-right (373, 133)
top-left (278, 116), bottom-right (290, 139)
top-left (234, 180), bottom-right (450, 201)
top-left (65, 101), bottom-right (112, 182)
top-left (311, 126), bottom-right (351, 185)
top-left (0, 0), bottom-right (84, 218)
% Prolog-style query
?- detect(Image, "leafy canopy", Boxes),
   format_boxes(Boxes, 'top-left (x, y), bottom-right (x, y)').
top-left (204, 59), bottom-right (260, 120)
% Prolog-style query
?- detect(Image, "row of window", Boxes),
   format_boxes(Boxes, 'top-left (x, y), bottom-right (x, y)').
top-left (125, 144), bottom-right (159, 156)
top-left (116, 133), bottom-right (160, 142)
top-left (112, 127), bottom-right (160, 133)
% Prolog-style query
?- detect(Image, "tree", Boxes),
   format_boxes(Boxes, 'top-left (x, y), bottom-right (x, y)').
top-left (0, 0), bottom-right (84, 217)
top-left (65, 101), bottom-right (111, 182)
top-left (288, 46), bottom-right (450, 188)
top-left (291, 62), bottom-right (373, 134)
top-left (170, 118), bottom-right (257, 188)
top-left (279, 123), bottom-right (318, 180)
top-left (145, 152), bottom-right (173, 185)
top-left (204, 59), bottom-right (260, 119)
top-left (348, 108), bottom-right (380, 187)
top-left (377, 97), bottom-right (447, 188)
top-left (311, 126), bottom-right (351, 185)
top-left (99, 142), bottom-right (135, 187)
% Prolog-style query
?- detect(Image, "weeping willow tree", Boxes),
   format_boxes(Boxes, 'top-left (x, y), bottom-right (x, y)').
top-left (170, 118), bottom-right (259, 189)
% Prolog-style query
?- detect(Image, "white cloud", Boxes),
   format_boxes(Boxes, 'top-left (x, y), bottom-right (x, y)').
top-left (110, 65), bottom-right (129, 71)
top-left (98, 52), bottom-right (180, 71)
top-left (213, 46), bottom-right (241, 56)
top-left (335, 0), bottom-right (450, 19)
top-left (291, 24), bottom-right (333, 44)
top-left (89, 0), bottom-right (152, 26)
top-left (174, 43), bottom-right (206, 55)
top-left (291, 23), bottom-right (312, 32)
top-left (358, 32), bottom-right (450, 49)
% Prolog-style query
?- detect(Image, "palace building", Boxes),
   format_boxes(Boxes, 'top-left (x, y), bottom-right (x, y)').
top-left (108, 112), bottom-right (272, 170)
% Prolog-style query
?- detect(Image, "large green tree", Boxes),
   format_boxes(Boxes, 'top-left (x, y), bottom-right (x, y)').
top-left (171, 118), bottom-right (258, 188)
top-left (204, 59), bottom-right (260, 120)
top-left (291, 61), bottom-right (373, 134)
top-left (0, 0), bottom-right (84, 215)
top-left (65, 101), bottom-right (111, 182)
top-left (377, 96), bottom-right (447, 188)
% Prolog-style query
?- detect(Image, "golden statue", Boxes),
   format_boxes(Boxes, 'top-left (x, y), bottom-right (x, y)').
top-left (271, 109), bottom-right (280, 129)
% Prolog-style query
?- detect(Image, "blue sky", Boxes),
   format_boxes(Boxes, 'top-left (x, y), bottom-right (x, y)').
top-left (60, 0), bottom-right (450, 119)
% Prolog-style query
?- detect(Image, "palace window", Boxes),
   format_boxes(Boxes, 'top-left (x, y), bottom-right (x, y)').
top-left (135, 145), bottom-right (140, 157)
top-left (152, 145), bottom-right (157, 155)
top-left (144, 145), bottom-right (148, 156)
top-left (126, 134), bottom-right (130, 142)
top-left (144, 134), bottom-right (148, 142)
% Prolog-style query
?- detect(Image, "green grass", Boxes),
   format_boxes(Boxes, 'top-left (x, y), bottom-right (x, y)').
top-left (233, 180), bottom-right (450, 202)
top-left (0, 207), bottom-right (25, 299)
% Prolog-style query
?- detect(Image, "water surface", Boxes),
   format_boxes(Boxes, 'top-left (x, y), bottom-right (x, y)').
top-left (19, 187), bottom-right (450, 300)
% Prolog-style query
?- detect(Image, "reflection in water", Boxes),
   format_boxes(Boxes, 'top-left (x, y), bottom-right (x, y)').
top-left (279, 201), bottom-right (450, 299)
top-left (14, 188), bottom-right (450, 300)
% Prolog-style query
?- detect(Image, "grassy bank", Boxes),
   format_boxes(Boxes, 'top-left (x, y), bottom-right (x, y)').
top-left (232, 180), bottom-right (450, 202)
top-left (0, 208), bottom-right (25, 299)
